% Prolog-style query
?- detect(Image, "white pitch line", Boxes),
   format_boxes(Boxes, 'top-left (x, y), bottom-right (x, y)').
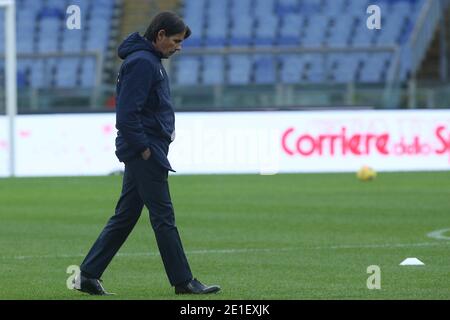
top-left (427, 228), bottom-right (450, 240)
top-left (314, 241), bottom-right (450, 250)
top-left (0, 247), bottom-right (294, 261)
top-left (2, 241), bottom-right (450, 261)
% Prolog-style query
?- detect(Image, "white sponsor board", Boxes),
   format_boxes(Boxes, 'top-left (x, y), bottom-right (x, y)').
top-left (0, 110), bottom-right (449, 177)
top-left (0, 117), bottom-right (8, 177)
top-left (1, 114), bottom-right (122, 177)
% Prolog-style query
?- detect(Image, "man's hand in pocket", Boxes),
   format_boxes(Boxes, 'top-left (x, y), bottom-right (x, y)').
top-left (141, 148), bottom-right (151, 160)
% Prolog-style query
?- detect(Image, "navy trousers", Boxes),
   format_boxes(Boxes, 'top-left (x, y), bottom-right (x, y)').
top-left (80, 155), bottom-right (193, 286)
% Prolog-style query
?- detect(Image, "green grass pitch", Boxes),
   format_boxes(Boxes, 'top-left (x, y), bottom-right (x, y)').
top-left (0, 171), bottom-right (449, 300)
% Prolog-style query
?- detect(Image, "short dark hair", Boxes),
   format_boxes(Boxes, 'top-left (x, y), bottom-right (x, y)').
top-left (144, 11), bottom-right (191, 42)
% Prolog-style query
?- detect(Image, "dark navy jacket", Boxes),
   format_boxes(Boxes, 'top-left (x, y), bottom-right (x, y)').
top-left (115, 32), bottom-right (175, 172)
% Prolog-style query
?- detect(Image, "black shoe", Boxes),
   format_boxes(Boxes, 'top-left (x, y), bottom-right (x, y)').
top-left (175, 278), bottom-right (221, 295)
top-left (73, 274), bottom-right (115, 296)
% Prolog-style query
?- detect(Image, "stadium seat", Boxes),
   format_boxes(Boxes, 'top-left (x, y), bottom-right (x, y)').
top-left (80, 57), bottom-right (97, 88)
top-left (17, 59), bottom-right (33, 88)
top-left (90, 5), bottom-right (114, 19)
top-left (85, 27), bottom-right (110, 51)
top-left (254, 0), bottom-right (276, 18)
top-left (278, 14), bottom-right (304, 46)
top-left (323, 0), bottom-right (347, 15)
top-left (184, 0), bottom-right (206, 14)
top-left (183, 11), bottom-right (204, 47)
top-left (61, 29), bottom-right (84, 53)
top-left (55, 58), bottom-right (80, 88)
top-left (375, 13), bottom-right (407, 46)
top-left (300, 0), bottom-right (322, 14)
top-left (29, 59), bottom-right (46, 88)
top-left (37, 18), bottom-right (62, 53)
top-left (205, 15), bottom-right (228, 47)
top-left (17, 37), bottom-right (34, 54)
top-left (359, 53), bottom-right (391, 83)
top-left (302, 15), bottom-right (330, 47)
top-left (280, 55), bottom-right (304, 84)
top-left (45, 0), bottom-right (68, 11)
top-left (276, 0), bottom-right (301, 15)
top-left (202, 55), bottom-right (225, 85)
top-left (38, 6), bottom-right (65, 20)
top-left (17, 70), bottom-right (28, 88)
top-left (254, 55), bottom-right (276, 84)
top-left (0, 64), bottom-right (3, 86)
top-left (69, 0), bottom-right (92, 12)
top-left (17, 9), bottom-right (37, 25)
top-left (175, 56), bottom-right (201, 85)
top-left (230, 0), bottom-right (251, 16)
top-left (351, 18), bottom-right (376, 46)
top-left (44, 58), bottom-right (59, 88)
top-left (229, 14), bottom-right (254, 46)
top-left (303, 54), bottom-right (326, 83)
top-left (0, 33), bottom-right (3, 54)
top-left (228, 55), bottom-right (252, 85)
top-left (254, 15), bottom-right (279, 46)
top-left (347, 0), bottom-right (370, 15)
top-left (327, 15), bottom-right (356, 47)
top-left (331, 54), bottom-right (361, 83)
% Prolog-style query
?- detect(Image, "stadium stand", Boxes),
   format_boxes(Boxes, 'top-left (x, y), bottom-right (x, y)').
top-left (0, 0), bottom-right (448, 111)
top-left (175, 0), bottom-right (426, 86)
top-left (0, 0), bottom-right (119, 90)
top-left (0, 0), bottom-right (432, 88)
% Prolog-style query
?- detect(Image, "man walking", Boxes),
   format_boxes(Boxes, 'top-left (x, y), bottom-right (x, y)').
top-left (74, 12), bottom-right (220, 296)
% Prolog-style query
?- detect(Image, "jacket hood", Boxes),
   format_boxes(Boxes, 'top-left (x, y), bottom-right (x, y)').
top-left (117, 32), bottom-right (163, 60)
